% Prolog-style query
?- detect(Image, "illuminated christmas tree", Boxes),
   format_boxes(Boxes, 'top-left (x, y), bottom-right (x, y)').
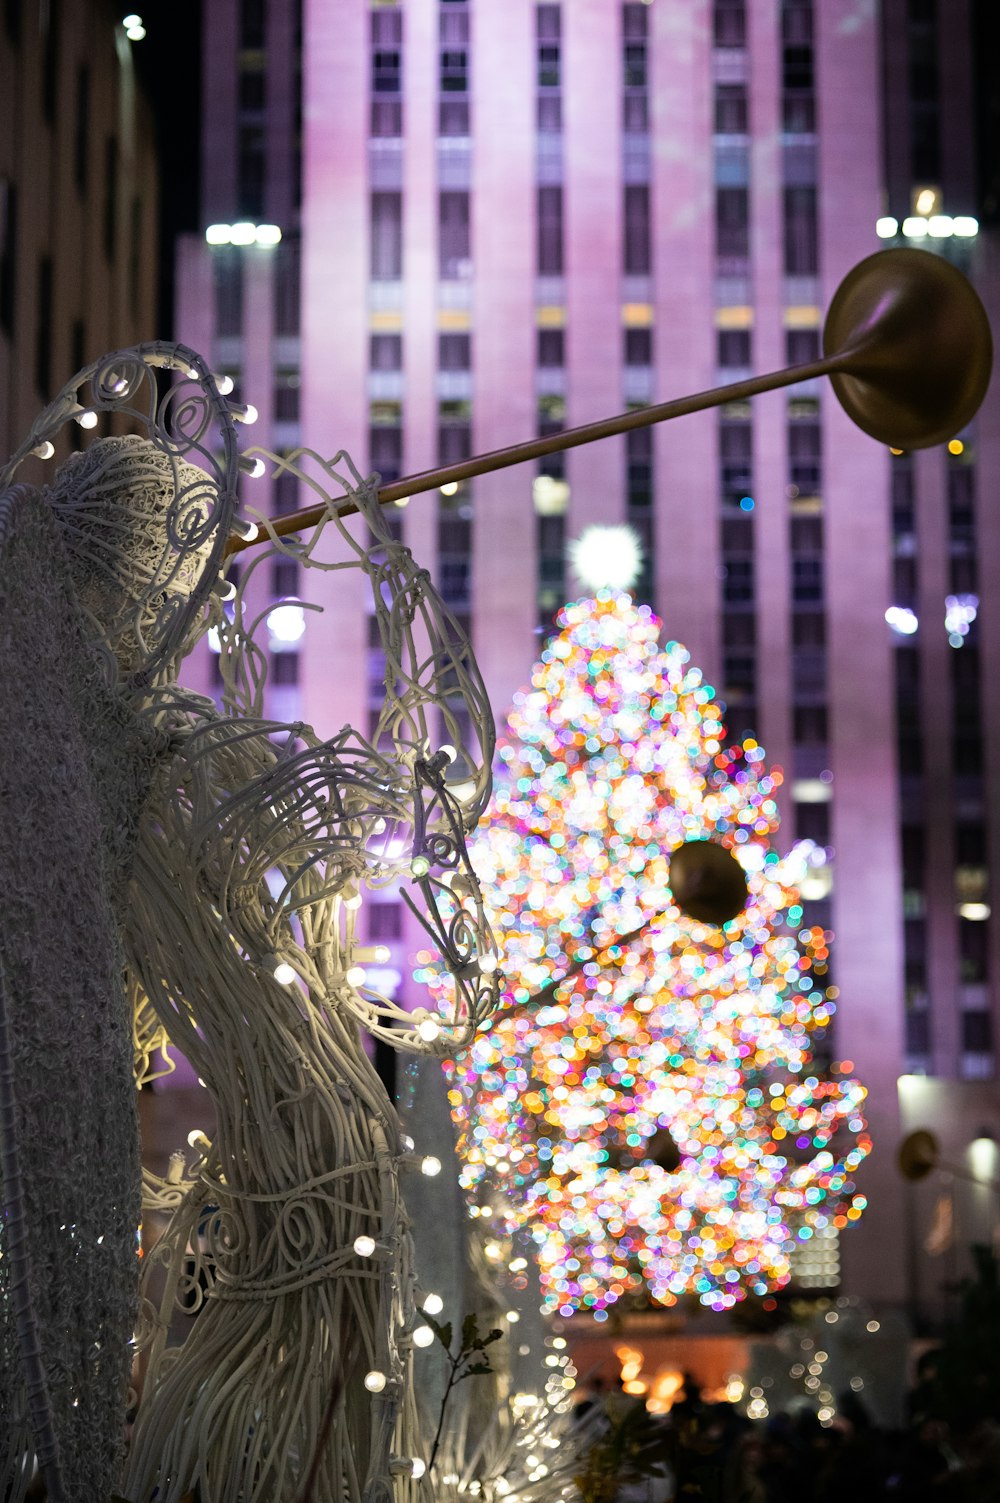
top-left (417, 533), bottom-right (870, 1318)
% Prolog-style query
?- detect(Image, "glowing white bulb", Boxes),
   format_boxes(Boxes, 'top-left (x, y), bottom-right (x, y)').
top-left (261, 954), bottom-right (296, 986)
top-left (410, 1459), bottom-right (426, 1480)
top-left (412, 1325), bottom-right (434, 1348)
top-left (239, 456), bottom-right (266, 478)
top-left (509, 1257), bottom-right (527, 1272)
top-left (506, 1310), bottom-right (520, 1323)
top-left (254, 223), bottom-right (282, 246)
top-left (875, 216), bottom-right (898, 238)
top-left (217, 576), bottom-right (237, 602)
top-left (267, 603), bottom-right (306, 644)
top-left (411, 855), bottom-right (430, 878)
top-left (231, 517), bottom-right (259, 542)
top-left (205, 224), bottom-right (233, 245)
top-left (229, 221), bottom-right (257, 246)
top-left (478, 952), bottom-right (499, 974)
top-left (394, 495), bottom-right (410, 508)
top-left (216, 373), bottom-right (235, 395)
top-left (421, 1156), bottom-right (442, 1178)
top-left (77, 410), bottom-right (98, 429)
top-left (187, 1129), bottom-right (209, 1150)
top-left (373, 945), bottom-right (391, 963)
top-left (354, 1235), bottom-right (376, 1257)
top-left (126, 24), bottom-right (145, 40)
top-left (346, 966), bottom-right (366, 987)
top-left (122, 12), bottom-right (141, 24)
top-left (568, 524), bottom-right (642, 592)
top-left (364, 1369), bottom-right (387, 1393)
top-left (416, 1016), bottom-right (441, 1043)
top-left (422, 1292), bottom-right (444, 1315)
top-left (32, 441), bottom-right (55, 460)
top-left (440, 480), bottom-right (459, 496)
top-left (344, 889), bottom-right (363, 911)
top-left (438, 743), bottom-right (457, 763)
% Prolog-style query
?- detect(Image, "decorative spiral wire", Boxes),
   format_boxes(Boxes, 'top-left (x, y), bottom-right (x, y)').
top-left (2, 342), bottom-right (501, 1500)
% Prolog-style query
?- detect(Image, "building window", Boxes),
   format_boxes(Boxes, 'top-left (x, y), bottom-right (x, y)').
top-left (214, 249), bottom-right (243, 336)
top-left (626, 427), bottom-right (653, 508)
top-left (41, 0), bottom-right (59, 122)
top-left (789, 411), bottom-right (822, 497)
top-left (623, 185), bottom-right (651, 275)
top-left (719, 410), bottom-right (753, 507)
top-left (369, 332), bottom-right (401, 371)
top-left (369, 903), bottom-right (403, 940)
top-left (714, 83), bottom-right (748, 134)
top-left (35, 255), bottom-right (52, 398)
top-left (441, 49), bottom-right (468, 92)
top-left (74, 65), bottom-right (90, 193)
top-left (372, 10), bottom-right (402, 91)
top-left (537, 3), bottom-right (561, 130)
top-left (794, 704), bottom-right (828, 745)
top-left (625, 327), bottom-right (652, 366)
top-left (103, 135), bottom-right (118, 262)
top-left (370, 408), bottom-right (403, 485)
top-left (439, 191), bottom-right (471, 279)
top-left (784, 187), bottom-right (818, 275)
top-left (717, 328), bottom-right (750, 368)
top-left (537, 186), bottom-right (564, 275)
top-left (239, 61), bottom-right (265, 112)
top-left (272, 653), bottom-right (300, 686)
top-left (238, 124), bottom-right (266, 219)
top-left (439, 331), bottom-right (471, 370)
top-left (0, 179), bottom-right (17, 336)
top-left (538, 327), bottom-right (565, 367)
top-left (274, 236), bottom-right (300, 336)
top-left (786, 328), bottom-right (820, 365)
top-left (4, 0), bottom-right (22, 45)
top-left (371, 192), bottom-right (403, 280)
top-left (715, 187), bottom-right (749, 271)
top-left (274, 371), bottom-right (300, 423)
top-left (713, 0), bottom-right (746, 49)
top-left (128, 196), bottom-right (142, 321)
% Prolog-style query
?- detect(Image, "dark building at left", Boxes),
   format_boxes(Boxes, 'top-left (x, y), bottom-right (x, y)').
top-left (0, 3), bottom-right (159, 456)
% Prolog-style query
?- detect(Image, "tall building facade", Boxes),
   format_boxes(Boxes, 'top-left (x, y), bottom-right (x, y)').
top-left (176, 0), bottom-right (998, 1321)
top-left (0, 3), bottom-right (159, 457)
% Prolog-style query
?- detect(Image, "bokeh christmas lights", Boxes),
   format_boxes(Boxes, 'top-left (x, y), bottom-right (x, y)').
top-left (416, 591), bottom-right (870, 1316)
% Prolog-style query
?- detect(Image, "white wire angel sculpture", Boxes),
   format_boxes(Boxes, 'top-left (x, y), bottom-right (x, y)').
top-left (0, 344), bottom-right (500, 1503)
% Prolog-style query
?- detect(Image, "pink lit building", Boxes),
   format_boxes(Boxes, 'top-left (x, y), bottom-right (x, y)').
top-left (175, 0), bottom-right (1000, 1323)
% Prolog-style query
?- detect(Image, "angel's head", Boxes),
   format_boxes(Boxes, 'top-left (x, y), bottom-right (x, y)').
top-left (44, 434), bottom-right (224, 678)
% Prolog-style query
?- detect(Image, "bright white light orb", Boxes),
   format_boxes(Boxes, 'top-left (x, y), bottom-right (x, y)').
top-left (77, 410), bottom-right (98, 429)
top-left (364, 1369), bottom-right (387, 1393)
top-left (885, 605), bottom-right (918, 636)
top-left (568, 524), bottom-right (643, 593)
top-left (410, 1460), bottom-right (426, 1480)
top-left (422, 1292), bottom-right (444, 1315)
top-left (346, 966), bottom-right (367, 987)
top-left (230, 221), bottom-right (257, 246)
top-left (417, 1016), bottom-right (441, 1043)
top-left (254, 223), bottom-right (282, 246)
top-left (273, 961), bottom-right (296, 986)
top-left (421, 1156), bottom-right (442, 1177)
top-left (354, 1235), bottom-right (376, 1257)
top-left (267, 603), bottom-right (306, 644)
top-left (412, 1325), bottom-right (434, 1348)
